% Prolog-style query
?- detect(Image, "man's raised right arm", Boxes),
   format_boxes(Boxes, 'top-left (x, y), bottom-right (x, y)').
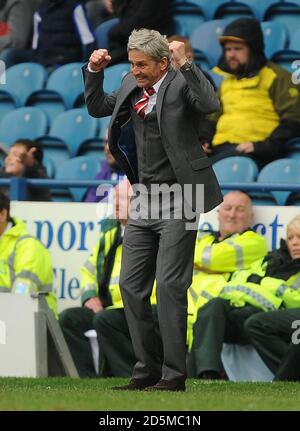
top-left (83, 49), bottom-right (117, 117)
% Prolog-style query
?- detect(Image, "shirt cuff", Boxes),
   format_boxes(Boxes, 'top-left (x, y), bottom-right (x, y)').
top-left (87, 63), bottom-right (101, 73)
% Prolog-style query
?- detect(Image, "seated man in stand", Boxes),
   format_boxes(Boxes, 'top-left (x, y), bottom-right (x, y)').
top-left (201, 18), bottom-right (300, 168)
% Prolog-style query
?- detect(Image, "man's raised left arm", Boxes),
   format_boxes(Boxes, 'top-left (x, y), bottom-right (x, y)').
top-left (169, 41), bottom-right (220, 114)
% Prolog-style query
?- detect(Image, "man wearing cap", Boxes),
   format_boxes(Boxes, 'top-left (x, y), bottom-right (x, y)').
top-left (201, 18), bottom-right (300, 167)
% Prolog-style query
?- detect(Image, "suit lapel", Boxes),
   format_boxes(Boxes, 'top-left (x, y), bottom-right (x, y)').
top-left (111, 74), bottom-right (137, 124)
top-left (156, 70), bottom-right (176, 130)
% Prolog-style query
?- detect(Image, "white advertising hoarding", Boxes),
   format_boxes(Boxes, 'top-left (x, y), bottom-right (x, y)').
top-left (11, 201), bottom-right (300, 312)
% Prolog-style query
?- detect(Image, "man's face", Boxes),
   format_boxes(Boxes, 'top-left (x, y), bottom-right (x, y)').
top-left (287, 227), bottom-right (300, 260)
top-left (218, 192), bottom-right (253, 238)
top-left (224, 42), bottom-right (250, 72)
top-left (4, 144), bottom-right (27, 176)
top-left (128, 49), bottom-right (168, 88)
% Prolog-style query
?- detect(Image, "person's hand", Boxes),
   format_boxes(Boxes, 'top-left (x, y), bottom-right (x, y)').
top-left (236, 142), bottom-right (254, 154)
top-left (84, 297), bottom-right (103, 313)
top-left (202, 142), bottom-right (212, 154)
top-left (20, 147), bottom-right (37, 167)
top-left (89, 49), bottom-right (112, 72)
top-left (169, 41), bottom-right (188, 69)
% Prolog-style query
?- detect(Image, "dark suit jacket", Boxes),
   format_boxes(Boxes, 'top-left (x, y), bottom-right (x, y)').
top-left (83, 62), bottom-right (223, 213)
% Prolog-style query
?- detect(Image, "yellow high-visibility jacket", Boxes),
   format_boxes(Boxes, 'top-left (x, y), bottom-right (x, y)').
top-left (0, 217), bottom-right (57, 317)
top-left (187, 229), bottom-right (267, 347)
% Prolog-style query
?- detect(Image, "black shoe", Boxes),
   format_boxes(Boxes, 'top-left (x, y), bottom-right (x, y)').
top-left (145, 378), bottom-right (186, 392)
top-left (111, 378), bottom-right (159, 391)
top-left (199, 370), bottom-right (221, 380)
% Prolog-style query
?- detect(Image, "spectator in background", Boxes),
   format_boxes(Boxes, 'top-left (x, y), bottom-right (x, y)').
top-left (0, 191), bottom-right (57, 317)
top-left (85, 0), bottom-right (114, 30)
top-left (189, 214), bottom-right (300, 380)
top-left (0, 139), bottom-right (51, 201)
top-left (1, 0), bottom-right (96, 69)
top-left (106, 0), bottom-right (174, 65)
top-left (244, 215), bottom-right (300, 381)
top-left (0, 0), bottom-right (33, 52)
top-left (201, 18), bottom-right (300, 168)
top-left (84, 129), bottom-right (124, 202)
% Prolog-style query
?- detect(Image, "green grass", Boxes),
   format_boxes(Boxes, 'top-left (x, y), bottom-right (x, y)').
top-left (0, 378), bottom-right (300, 411)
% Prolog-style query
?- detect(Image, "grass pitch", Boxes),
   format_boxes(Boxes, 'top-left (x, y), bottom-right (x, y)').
top-left (0, 378), bottom-right (300, 411)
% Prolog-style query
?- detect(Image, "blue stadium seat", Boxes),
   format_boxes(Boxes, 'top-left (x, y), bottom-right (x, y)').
top-left (213, 156), bottom-right (258, 196)
top-left (36, 141), bottom-right (70, 169)
top-left (173, 0), bottom-right (231, 35)
top-left (257, 158), bottom-right (300, 205)
top-left (289, 28), bottom-right (300, 51)
top-left (228, 0), bottom-right (281, 21)
top-left (37, 108), bottom-right (99, 162)
top-left (0, 63), bottom-right (47, 107)
top-left (190, 20), bottom-right (229, 68)
top-left (213, 156), bottom-right (259, 183)
top-left (79, 115), bottom-right (111, 157)
top-left (0, 97), bottom-right (16, 121)
top-left (197, 0), bottom-right (232, 19)
top-left (282, 0), bottom-right (300, 6)
top-left (26, 63), bottom-right (85, 124)
top-left (43, 156), bottom-right (55, 178)
top-left (265, 1), bottom-right (300, 39)
top-left (55, 156), bottom-right (102, 201)
top-left (214, 0), bottom-right (256, 21)
top-left (103, 63), bottom-right (131, 94)
top-left (94, 18), bottom-right (119, 48)
top-left (0, 107), bottom-right (48, 148)
top-left (261, 21), bottom-right (288, 58)
top-left (173, 13), bottom-right (205, 38)
top-left (272, 28), bottom-right (300, 71)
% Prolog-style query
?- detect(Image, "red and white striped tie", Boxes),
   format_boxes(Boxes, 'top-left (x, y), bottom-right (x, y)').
top-left (133, 87), bottom-right (156, 119)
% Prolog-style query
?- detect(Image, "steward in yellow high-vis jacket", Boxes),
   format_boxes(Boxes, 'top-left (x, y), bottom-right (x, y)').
top-left (243, 214), bottom-right (300, 380)
top-left (188, 215), bottom-right (300, 380)
top-left (200, 18), bottom-right (300, 167)
top-left (187, 191), bottom-right (267, 348)
top-left (0, 192), bottom-right (57, 317)
top-left (59, 179), bottom-right (158, 378)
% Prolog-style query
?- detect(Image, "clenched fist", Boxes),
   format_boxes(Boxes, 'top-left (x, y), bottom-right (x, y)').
top-left (89, 49), bottom-right (112, 72)
top-left (169, 41), bottom-right (188, 69)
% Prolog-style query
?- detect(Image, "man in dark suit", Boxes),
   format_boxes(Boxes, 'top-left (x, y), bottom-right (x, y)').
top-left (83, 28), bottom-right (222, 391)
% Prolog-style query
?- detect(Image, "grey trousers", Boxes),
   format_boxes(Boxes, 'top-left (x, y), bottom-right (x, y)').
top-left (120, 215), bottom-right (197, 382)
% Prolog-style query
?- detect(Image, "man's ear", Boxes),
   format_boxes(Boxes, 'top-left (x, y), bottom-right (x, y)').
top-left (160, 57), bottom-right (169, 71)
